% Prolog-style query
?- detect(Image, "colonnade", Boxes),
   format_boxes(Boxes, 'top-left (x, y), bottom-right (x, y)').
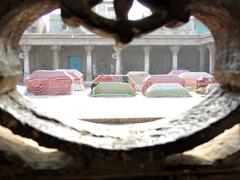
top-left (21, 43), bottom-right (216, 80)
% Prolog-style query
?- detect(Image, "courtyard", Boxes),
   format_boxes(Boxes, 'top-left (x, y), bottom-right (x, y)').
top-left (17, 85), bottom-right (205, 124)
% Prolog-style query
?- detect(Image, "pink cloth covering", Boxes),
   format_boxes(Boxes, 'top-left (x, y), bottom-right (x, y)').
top-left (24, 70), bottom-right (74, 95)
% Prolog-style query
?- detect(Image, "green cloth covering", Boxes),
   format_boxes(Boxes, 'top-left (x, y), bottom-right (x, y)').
top-left (144, 83), bottom-right (191, 97)
top-left (92, 82), bottom-right (136, 97)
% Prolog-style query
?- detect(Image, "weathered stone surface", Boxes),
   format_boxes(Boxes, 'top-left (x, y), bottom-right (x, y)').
top-left (0, 88), bottom-right (239, 166)
top-left (0, 125), bottom-right (72, 169)
top-left (0, 42), bottom-right (21, 94)
top-left (0, 0), bottom-right (58, 94)
top-left (185, 124), bottom-right (240, 162)
top-left (188, 1), bottom-right (240, 88)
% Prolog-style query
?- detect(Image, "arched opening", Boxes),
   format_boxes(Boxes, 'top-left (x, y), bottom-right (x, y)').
top-left (17, 4), bottom-right (214, 124)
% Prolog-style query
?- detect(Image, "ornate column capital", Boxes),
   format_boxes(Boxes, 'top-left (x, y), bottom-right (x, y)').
top-left (143, 46), bottom-right (152, 53)
top-left (84, 45), bottom-right (94, 53)
top-left (170, 46), bottom-right (181, 54)
top-left (198, 45), bottom-right (207, 52)
top-left (21, 45), bottom-right (31, 52)
top-left (207, 43), bottom-right (216, 51)
top-left (51, 45), bottom-right (61, 52)
top-left (113, 45), bottom-right (123, 53)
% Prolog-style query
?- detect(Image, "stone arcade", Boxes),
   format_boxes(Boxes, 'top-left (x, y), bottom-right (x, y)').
top-left (19, 34), bottom-right (215, 80)
top-left (19, 0), bottom-right (214, 81)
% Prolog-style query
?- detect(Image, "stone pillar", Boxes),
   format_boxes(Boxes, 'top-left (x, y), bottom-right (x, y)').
top-left (207, 43), bottom-right (216, 74)
top-left (51, 45), bottom-right (61, 70)
top-left (21, 45), bottom-right (31, 79)
top-left (84, 45), bottom-right (94, 80)
top-left (170, 46), bottom-right (181, 70)
top-left (198, 45), bottom-right (206, 72)
top-left (113, 46), bottom-right (122, 74)
top-left (93, 63), bottom-right (97, 79)
top-left (143, 46), bottom-right (151, 72)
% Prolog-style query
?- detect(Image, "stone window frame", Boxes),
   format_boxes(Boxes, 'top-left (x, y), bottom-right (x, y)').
top-left (0, 0), bottom-right (240, 178)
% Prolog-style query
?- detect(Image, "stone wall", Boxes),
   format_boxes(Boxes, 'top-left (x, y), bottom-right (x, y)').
top-left (122, 46), bottom-right (145, 74)
top-left (178, 46), bottom-right (200, 71)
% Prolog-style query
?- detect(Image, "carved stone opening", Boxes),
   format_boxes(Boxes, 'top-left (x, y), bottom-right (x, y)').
top-left (0, 0), bottom-right (240, 179)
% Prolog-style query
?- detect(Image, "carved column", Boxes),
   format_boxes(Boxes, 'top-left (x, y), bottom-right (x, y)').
top-left (21, 45), bottom-right (31, 79)
top-left (170, 46), bottom-right (181, 70)
top-left (143, 46), bottom-right (151, 72)
top-left (207, 43), bottom-right (216, 74)
top-left (51, 45), bottom-right (61, 70)
top-left (84, 45), bottom-right (94, 81)
top-left (113, 46), bottom-right (122, 74)
top-left (198, 45), bottom-right (206, 72)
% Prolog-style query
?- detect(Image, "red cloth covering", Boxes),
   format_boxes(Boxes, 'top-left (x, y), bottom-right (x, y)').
top-left (196, 76), bottom-right (218, 88)
top-left (141, 75), bottom-right (185, 94)
top-left (93, 75), bottom-right (136, 92)
top-left (168, 70), bottom-right (190, 75)
top-left (24, 70), bottom-right (74, 95)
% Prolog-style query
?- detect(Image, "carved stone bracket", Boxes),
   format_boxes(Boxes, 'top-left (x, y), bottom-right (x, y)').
top-left (21, 45), bottom-right (31, 52)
